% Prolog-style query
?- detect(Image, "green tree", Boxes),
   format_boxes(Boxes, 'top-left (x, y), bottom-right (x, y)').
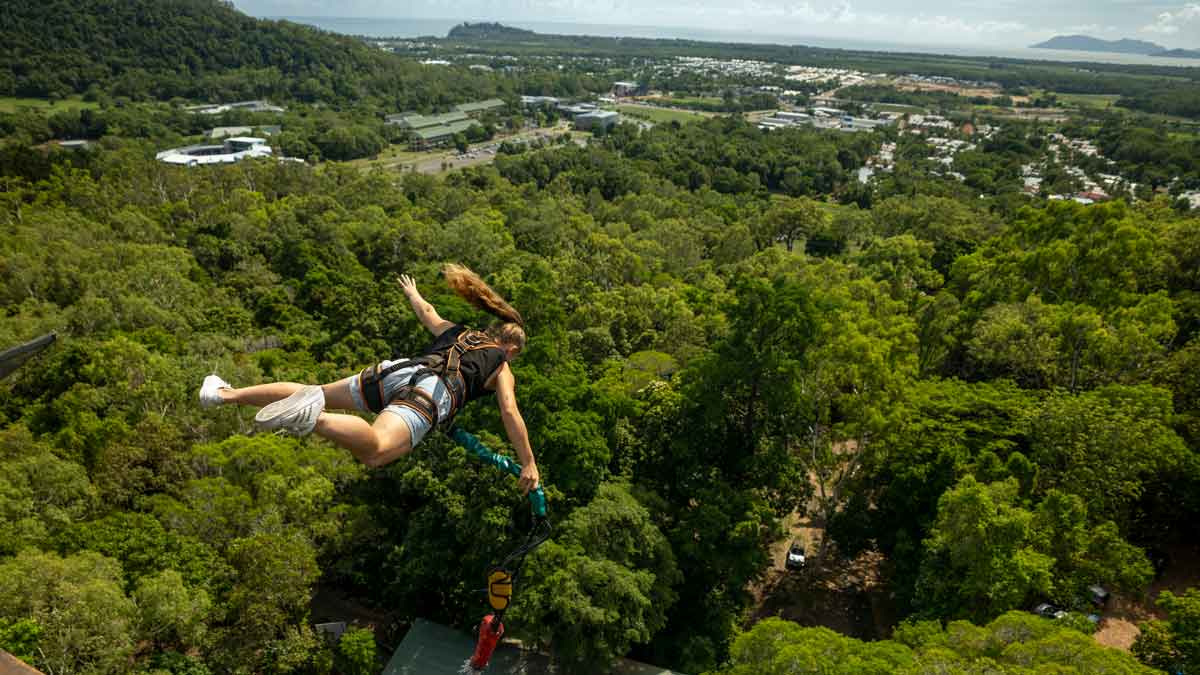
top-left (0, 549), bottom-right (136, 675)
top-left (133, 569), bottom-right (212, 652)
top-left (1134, 588), bottom-right (1200, 674)
top-left (335, 626), bottom-right (377, 675)
top-left (0, 618), bottom-right (41, 664)
top-left (510, 483), bottom-right (680, 672)
top-left (916, 477), bottom-right (1054, 621)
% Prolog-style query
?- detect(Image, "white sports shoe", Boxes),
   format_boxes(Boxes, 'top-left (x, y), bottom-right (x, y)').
top-left (199, 374), bottom-right (231, 409)
top-left (254, 385), bottom-right (325, 436)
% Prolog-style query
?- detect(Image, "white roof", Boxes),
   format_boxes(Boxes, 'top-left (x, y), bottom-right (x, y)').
top-left (156, 142), bottom-right (273, 166)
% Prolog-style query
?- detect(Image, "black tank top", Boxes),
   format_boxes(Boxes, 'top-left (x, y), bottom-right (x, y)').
top-left (421, 324), bottom-right (507, 406)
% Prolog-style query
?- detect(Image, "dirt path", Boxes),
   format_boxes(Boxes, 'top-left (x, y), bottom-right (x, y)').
top-left (749, 512), bottom-right (896, 640)
top-left (1094, 543), bottom-right (1200, 650)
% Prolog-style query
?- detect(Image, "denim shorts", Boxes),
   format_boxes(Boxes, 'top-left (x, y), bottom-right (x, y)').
top-left (348, 360), bottom-right (453, 447)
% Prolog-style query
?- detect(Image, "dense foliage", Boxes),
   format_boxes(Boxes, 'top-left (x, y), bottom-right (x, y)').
top-left (2, 114), bottom-right (1197, 672)
top-left (1, 0), bottom-right (607, 106)
top-left (715, 613), bottom-right (1158, 674)
top-left (2, 5), bottom-right (1200, 674)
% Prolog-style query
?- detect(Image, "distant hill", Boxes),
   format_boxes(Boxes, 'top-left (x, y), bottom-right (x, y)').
top-left (1030, 35), bottom-right (1165, 55)
top-left (1, 0), bottom-right (390, 100)
top-left (447, 22), bottom-right (537, 40)
top-left (1153, 48), bottom-right (1200, 59)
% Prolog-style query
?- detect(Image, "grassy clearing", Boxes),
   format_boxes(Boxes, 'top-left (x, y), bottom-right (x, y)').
top-left (0, 96), bottom-right (100, 113)
top-left (1054, 92), bottom-right (1121, 109)
top-left (348, 143), bottom-right (436, 169)
top-left (869, 102), bottom-right (926, 113)
top-left (642, 95), bottom-right (723, 108)
top-left (616, 105), bottom-right (706, 125)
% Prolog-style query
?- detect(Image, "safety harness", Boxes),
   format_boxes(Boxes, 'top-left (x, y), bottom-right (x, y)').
top-left (356, 329), bottom-right (501, 428)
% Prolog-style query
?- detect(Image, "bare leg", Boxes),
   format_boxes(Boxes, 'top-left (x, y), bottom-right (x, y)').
top-left (220, 382), bottom-right (303, 407)
top-left (220, 376), bottom-right (361, 410)
top-left (221, 376), bottom-right (411, 468)
top-left (314, 411), bottom-right (413, 468)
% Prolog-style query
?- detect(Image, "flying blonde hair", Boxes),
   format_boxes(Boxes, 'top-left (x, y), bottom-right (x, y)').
top-left (443, 263), bottom-right (526, 351)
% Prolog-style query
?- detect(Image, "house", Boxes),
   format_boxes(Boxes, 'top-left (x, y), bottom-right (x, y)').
top-left (155, 137), bottom-right (273, 166)
top-left (574, 110), bottom-right (620, 131)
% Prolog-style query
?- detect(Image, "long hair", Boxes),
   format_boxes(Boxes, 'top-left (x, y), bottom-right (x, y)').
top-left (443, 264), bottom-right (526, 351)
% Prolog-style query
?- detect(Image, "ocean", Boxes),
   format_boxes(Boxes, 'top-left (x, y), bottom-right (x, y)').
top-left (270, 15), bottom-right (1200, 69)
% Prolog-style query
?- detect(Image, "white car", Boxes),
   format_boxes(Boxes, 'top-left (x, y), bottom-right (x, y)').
top-left (786, 542), bottom-right (806, 570)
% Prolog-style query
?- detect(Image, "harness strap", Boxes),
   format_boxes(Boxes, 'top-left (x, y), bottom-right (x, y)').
top-left (391, 384), bottom-right (440, 426)
top-left (358, 329), bottom-right (502, 423)
top-left (358, 359), bottom-right (429, 414)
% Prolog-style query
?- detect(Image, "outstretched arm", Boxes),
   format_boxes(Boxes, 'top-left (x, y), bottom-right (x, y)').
top-left (494, 364), bottom-right (539, 495)
top-left (398, 274), bottom-right (454, 336)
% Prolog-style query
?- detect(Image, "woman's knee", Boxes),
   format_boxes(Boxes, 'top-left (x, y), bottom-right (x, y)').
top-left (322, 377), bottom-right (361, 412)
top-left (361, 427), bottom-right (413, 469)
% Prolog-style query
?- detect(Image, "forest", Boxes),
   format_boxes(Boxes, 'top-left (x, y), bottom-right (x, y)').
top-left (2, 116), bottom-right (1198, 674)
top-left (1, 2), bottom-right (1200, 675)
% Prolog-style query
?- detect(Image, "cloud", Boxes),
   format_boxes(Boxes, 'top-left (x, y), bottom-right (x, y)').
top-left (1141, 3), bottom-right (1200, 34)
top-left (906, 15), bottom-right (1028, 35)
top-left (1064, 24), bottom-right (1118, 34)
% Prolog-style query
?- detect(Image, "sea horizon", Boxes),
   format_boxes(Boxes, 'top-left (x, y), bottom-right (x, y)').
top-left (268, 15), bottom-right (1200, 69)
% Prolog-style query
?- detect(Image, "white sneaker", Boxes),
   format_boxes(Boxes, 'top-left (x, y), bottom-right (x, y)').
top-left (254, 385), bottom-right (325, 436)
top-left (199, 374), bottom-right (231, 409)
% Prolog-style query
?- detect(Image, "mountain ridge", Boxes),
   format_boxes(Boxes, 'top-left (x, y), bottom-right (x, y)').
top-left (1030, 35), bottom-right (1166, 55)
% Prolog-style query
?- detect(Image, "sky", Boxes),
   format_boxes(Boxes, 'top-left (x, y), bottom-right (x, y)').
top-left (232, 0), bottom-right (1200, 49)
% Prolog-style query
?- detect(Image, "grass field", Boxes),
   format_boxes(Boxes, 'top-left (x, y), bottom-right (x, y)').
top-left (616, 105), bottom-right (706, 124)
top-left (642, 95), bottom-right (723, 108)
top-left (869, 102), bottom-right (926, 113)
top-left (0, 96), bottom-right (100, 113)
top-left (347, 143), bottom-right (436, 170)
top-left (1053, 92), bottom-right (1121, 109)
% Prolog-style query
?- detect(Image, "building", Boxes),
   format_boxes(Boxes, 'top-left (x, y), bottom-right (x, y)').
top-left (409, 120), bottom-right (477, 150)
top-left (207, 126), bottom-right (253, 140)
top-left (386, 110), bottom-right (470, 129)
top-left (612, 81), bottom-right (640, 97)
top-left (387, 110), bottom-right (481, 150)
top-left (207, 125), bottom-right (282, 140)
top-left (454, 98), bottom-right (506, 118)
top-left (557, 102), bottom-right (599, 118)
top-left (383, 619), bottom-right (685, 675)
top-left (155, 137), bottom-right (272, 166)
top-left (520, 95), bottom-right (560, 108)
top-left (574, 110), bottom-right (620, 131)
top-left (185, 100), bottom-right (285, 115)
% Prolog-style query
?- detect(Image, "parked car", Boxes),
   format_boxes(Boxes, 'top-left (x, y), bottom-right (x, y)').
top-left (785, 541), bottom-right (806, 570)
top-left (1034, 603), bottom-right (1067, 620)
top-left (1088, 585), bottom-right (1110, 607)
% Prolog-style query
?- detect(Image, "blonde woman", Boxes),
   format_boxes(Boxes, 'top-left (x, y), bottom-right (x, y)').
top-left (200, 264), bottom-right (539, 495)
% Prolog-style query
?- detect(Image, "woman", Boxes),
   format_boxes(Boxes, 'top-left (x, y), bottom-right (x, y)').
top-left (199, 264), bottom-right (539, 495)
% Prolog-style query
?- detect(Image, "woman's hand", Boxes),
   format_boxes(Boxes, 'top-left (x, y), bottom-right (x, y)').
top-left (397, 274), bottom-right (419, 299)
top-left (519, 461), bottom-right (540, 496)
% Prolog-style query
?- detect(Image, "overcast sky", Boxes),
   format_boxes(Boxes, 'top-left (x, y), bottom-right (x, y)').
top-left (232, 1), bottom-right (1200, 48)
